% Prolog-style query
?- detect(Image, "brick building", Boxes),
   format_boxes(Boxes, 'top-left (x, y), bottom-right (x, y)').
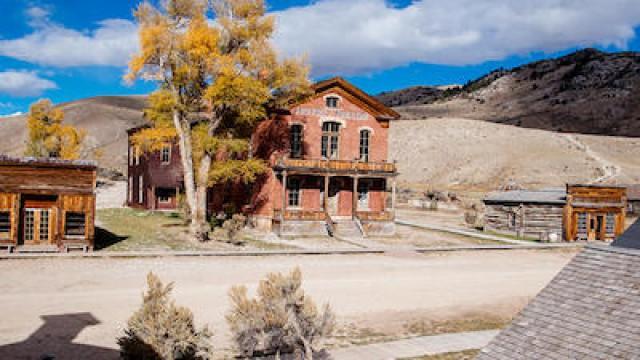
top-left (127, 78), bottom-right (401, 236)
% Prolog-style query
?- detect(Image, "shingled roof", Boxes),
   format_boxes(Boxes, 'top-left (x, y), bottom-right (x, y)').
top-left (477, 219), bottom-right (640, 359)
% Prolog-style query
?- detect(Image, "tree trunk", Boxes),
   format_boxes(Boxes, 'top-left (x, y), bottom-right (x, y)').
top-left (173, 110), bottom-right (197, 223)
top-left (193, 152), bottom-right (213, 241)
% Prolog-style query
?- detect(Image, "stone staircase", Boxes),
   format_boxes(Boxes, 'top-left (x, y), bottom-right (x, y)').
top-left (333, 220), bottom-right (364, 238)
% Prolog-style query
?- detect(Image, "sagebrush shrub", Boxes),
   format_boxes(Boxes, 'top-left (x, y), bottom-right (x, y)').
top-left (118, 272), bottom-right (213, 360)
top-left (227, 267), bottom-right (335, 359)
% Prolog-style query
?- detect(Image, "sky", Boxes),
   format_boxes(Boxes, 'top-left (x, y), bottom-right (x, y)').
top-left (1, 0), bottom-right (640, 116)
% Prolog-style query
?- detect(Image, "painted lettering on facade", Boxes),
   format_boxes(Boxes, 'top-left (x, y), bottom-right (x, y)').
top-left (292, 107), bottom-right (369, 121)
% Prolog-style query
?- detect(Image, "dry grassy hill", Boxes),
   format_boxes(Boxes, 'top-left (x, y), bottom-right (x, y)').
top-left (0, 96), bottom-right (147, 174)
top-left (390, 116), bottom-right (640, 194)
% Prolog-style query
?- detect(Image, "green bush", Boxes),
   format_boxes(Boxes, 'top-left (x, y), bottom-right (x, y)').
top-left (118, 273), bottom-right (213, 360)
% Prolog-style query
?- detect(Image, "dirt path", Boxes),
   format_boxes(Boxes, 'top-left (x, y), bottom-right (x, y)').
top-left (0, 251), bottom-right (576, 358)
top-left (561, 134), bottom-right (621, 183)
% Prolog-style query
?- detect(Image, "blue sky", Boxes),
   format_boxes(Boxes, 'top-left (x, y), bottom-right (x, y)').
top-left (1, 0), bottom-right (640, 116)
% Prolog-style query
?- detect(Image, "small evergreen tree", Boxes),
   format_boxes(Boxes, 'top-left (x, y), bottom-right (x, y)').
top-left (118, 272), bottom-right (213, 360)
top-left (227, 267), bottom-right (335, 359)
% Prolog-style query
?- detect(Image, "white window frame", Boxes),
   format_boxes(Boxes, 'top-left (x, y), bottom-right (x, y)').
top-left (161, 144), bottom-right (171, 164)
top-left (138, 175), bottom-right (144, 204)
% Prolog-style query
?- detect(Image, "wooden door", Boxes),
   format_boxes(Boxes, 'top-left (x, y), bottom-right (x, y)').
top-left (587, 214), bottom-right (605, 241)
top-left (328, 182), bottom-right (339, 216)
top-left (23, 208), bottom-right (52, 245)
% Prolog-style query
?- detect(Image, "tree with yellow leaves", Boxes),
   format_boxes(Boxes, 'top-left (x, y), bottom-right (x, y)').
top-left (127, 0), bottom-right (311, 240)
top-left (24, 99), bottom-right (86, 160)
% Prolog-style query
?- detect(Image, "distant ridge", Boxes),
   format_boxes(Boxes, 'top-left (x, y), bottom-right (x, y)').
top-left (378, 49), bottom-right (640, 137)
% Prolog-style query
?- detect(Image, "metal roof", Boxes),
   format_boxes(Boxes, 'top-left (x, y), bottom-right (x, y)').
top-left (0, 155), bottom-right (97, 169)
top-left (612, 219), bottom-right (640, 250)
top-left (483, 189), bottom-right (567, 205)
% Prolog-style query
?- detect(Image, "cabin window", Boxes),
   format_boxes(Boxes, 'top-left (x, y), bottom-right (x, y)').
top-left (0, 211), bottom-right (10, 238)
top-left (65, 212), bottom-right (86, 237)
top-left (321, 122), bottom-right (340, 159)
top-left (138, 175), bottom-right (144, 204)
top-left (508, 211), bottom-right (517, 230)
top-left (290, 124), bottom-right (303, 158)
top-left (606, 213), bottom-right (616, 236)
top-left (326, 96), bottom-right (339, 108)
top-left (359, 129), bottom-right (371, 162)
top-left (161, 144), bottom-right (171, 164)
top-left (288, 179), bottom-right (301, 207)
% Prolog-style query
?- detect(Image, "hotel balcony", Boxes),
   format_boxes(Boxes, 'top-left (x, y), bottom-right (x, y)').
top-left (274, 157), bottom-right (397, 176)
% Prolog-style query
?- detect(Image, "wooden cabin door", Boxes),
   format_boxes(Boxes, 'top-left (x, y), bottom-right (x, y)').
top-left (587, 214), bottom-right (605, 241)
top-left (23, 208), bottom-right (52, 245)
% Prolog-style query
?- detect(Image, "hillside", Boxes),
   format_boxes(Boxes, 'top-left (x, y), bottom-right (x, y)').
top-left (0, 96), bottom-right (147, 173)
top-left (389, 118), bottom-right (640, 194)
top-left (379, 49), bottom-right (640, 137)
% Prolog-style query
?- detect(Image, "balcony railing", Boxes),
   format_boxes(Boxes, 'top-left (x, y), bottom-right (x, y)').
top-left (276, 157), bottom-right (396, 174)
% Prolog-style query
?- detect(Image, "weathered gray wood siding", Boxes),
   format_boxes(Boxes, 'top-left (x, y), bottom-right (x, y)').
top-left (485, 203), bottom-right (564, 239)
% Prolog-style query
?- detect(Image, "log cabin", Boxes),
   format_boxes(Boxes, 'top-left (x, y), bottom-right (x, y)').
top-left (0, 156), bottom-right (97, 252)
top-left (127, 77), bottom-right (401, 237)
top-left (483, 184), bottom-right (626, 242)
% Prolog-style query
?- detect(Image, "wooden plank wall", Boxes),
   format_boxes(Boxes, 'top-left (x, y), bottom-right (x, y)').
top-left (0, 166), bottom-right (95, 194)
top-left (485, 204), bottom-right (564, 239)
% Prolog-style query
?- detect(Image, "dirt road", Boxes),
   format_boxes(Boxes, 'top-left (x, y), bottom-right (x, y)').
top-left (0, 251), bottom-right (576, 358)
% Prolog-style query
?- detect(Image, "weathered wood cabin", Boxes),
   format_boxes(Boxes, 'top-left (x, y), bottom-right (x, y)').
top-left (484, 184), bottom-right (626, 242)
top-left (626, 184), bottom-right (640, 215)
top-left (0, 156), bottom-right (97, 252)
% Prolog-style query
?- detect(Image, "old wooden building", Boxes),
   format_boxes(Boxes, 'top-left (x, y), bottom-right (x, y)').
top-left (127, 77), bottom-right (401, 237)
top-left (484, 184), bottom-right (626, 242)
top-left (0, 156), bottom-right (97, 252)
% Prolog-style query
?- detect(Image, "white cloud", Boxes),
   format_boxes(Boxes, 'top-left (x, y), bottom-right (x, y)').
top-left (0, 112), bottom-right (24, 118)
top-left (0, 7), bottom-right (138, 68)
top-left (1, 1), bottom-right (639, 76)
top-left (0, 70), bottom-right (57, 97)
top-left (273, 0), bottom-right (640, 75)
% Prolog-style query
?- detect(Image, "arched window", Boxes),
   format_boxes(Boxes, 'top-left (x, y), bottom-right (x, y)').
top-left (359, 129), bottom-right (370, 162)
top-left (321, 122), bottom-right (340, 159)
top-left (290, 124), bottom-right (303, 158)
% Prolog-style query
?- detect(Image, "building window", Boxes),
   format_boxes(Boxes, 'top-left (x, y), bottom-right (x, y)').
top-left (359, 129), bottom-right (370, 162)
top-left (358, 181), bottom-right (370, 210)
top-left (508, 211), bottom-right (517, 230)
top-left (290, 124), bottom-right (303, 159)
top-left (157, 188), bottom-right (173, 204)
top-left (65, 212), bottom-right (86, 237)
top-left (128, 176), bottom-right (133, 203)
top-left (0, 211), bottom-right (10, 238)
top-left (326, 96), bottom-right (339, 108)
top-left (135, 146), bottom-right (140, 166)
top-left (321, 122), bottom-right (340, 159)
top-left (129, 146), bottom-right (134, 166)
top-left (161, 144), bottom-right (171, 164)
top-left (288, 178), bottom-right (301, 207)
top-left (138, 175), bottom-right (144, 204)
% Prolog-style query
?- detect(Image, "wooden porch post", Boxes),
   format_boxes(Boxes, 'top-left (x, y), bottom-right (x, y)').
top-left (281, 171), bottom-right (288, 220)
top-left (352, 176), bottom-right (359, 219)
top-left (391, 177), bottom-right (397, 213)
top-left (323, 175), bottom-right (329, 212)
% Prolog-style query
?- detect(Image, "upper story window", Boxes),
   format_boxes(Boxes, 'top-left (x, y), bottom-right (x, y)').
top-left (326, 96), bottom-right (339, 108)
top-left (161, 144), bottom-right (171, 164)
top-left (134, 146), bottom-right (141, 166)
top-left (129, 146), bottom-right (134, 166)
top-left (290, 124), bottom-right (303, 159)
top-left (321, 122), bottom-right (340, 159)
top-left (359, 129), bottom-right (371, 162)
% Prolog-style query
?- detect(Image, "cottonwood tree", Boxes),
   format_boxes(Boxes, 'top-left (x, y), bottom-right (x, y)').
top-left (127, 0), bottom-right (311, 240)
top-left (227, 267), bottom-right (335, 359)
top-left (24, 99), bottom-right (85, 160)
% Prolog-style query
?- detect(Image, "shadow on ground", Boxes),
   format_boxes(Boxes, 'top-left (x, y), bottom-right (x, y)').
top-left (94, 227), bottom-right (129, 250)
top-left (0, 313), bottom-right (119, 359)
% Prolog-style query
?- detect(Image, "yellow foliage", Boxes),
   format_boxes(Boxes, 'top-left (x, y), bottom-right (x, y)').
top-left (25, 99), bottom-right (85, 160)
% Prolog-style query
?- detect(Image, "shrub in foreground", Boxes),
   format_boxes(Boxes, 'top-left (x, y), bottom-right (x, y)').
top-left (227, 267), bottom-right (335, 359)
top-left (118, 272), bottom-right (213, 360)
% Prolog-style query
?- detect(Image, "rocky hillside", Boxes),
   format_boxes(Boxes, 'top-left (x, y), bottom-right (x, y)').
top-left (380, 49), bottom-right (640, 137)
top-left (0, 96), bottom-right (147, 174)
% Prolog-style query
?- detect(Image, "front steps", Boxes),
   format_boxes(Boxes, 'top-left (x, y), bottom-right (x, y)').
top-left (333, 220), bottom-right (363, 238)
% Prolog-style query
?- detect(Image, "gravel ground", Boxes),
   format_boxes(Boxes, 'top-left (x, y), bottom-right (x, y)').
top-left (0, 250), bottom-right (576, 358)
